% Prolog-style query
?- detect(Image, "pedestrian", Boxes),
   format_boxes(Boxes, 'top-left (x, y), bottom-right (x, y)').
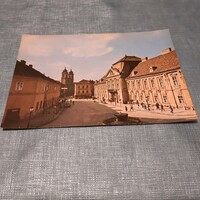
top-left (161, 104), bottom-right (164, 112)
top-left (147, 103), bottom-right (150, 111)
top-left (136, 100), bottom-right (139, 108)
top-left (125, 106), bottom-right (128, 112)
top-left (130, 105), bottom-right (133, 111)
top-left (156, 102), bottom-right (159, 110)
top-left (170, 105), bottom-right (173, 113)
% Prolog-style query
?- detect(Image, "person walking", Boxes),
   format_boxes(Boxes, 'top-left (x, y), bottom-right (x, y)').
top-left (130, 105), bottom-right (133, 111)
top-left (170, 105), bottom-right (173, 113)
top-left (125, 106), bottom-right (128, 112)
top-left (161, 104), bottom-right (164, 112)
top-left (156, 102), bottom-right (160, 110)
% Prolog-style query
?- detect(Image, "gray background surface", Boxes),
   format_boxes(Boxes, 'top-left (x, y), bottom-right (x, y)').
top-left (0, 0), bottom-right (200, 199)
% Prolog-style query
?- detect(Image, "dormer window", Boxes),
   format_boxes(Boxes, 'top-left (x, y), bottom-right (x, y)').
top-left (109, 70), bottom-right (114, 75)
top-left (150, 66), bottom-right (157, 72)
top-left (133, 71), bottom-right (138, 76)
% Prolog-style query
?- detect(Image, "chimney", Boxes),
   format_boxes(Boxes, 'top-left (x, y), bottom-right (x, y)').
top-left (29, 64), bottom-right (33, 68)
top-left (161, 48), bottom-right (172, 55)
top-left (141, 57), bottom-right (148, 62)
top-left (21, 60), bottom-right (26, 65)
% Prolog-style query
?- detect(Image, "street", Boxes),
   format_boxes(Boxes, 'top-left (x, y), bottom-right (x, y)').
top-left (41, 99), bottom-right (198, 128)
top-left (41, 100), bottom-right (118, 128)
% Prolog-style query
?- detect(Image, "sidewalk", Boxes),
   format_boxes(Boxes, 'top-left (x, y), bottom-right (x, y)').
top-left (15, 103), bottom-right (69, 129)
top-left (98, 100), bottom-right (198, 122)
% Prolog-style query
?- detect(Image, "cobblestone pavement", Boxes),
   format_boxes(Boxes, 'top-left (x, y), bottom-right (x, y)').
top-left (41, 99), bottom-right (118, 128)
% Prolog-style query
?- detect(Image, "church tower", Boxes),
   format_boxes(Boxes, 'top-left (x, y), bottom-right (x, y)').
top-left (61, 68), bottom-right (68, 85)
top-left (61, 68), bottom-right (74, 97)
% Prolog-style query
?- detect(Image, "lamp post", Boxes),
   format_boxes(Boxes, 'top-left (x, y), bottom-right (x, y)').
top-left (27, 107), bottom-right (34, 128)
top-left (61, 87), bottom-right (68, 99)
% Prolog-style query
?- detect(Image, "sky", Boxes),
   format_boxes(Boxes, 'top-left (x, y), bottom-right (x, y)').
top-left (17, 29), bottom-right (174, 82)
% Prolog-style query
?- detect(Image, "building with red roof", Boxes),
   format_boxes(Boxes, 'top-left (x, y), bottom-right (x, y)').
top-left (126, 48), bottom-right (194, 109)
top-left (1, 60), bottom-right (61, 128)
top-left (94, 48), bottom-right (195, 110)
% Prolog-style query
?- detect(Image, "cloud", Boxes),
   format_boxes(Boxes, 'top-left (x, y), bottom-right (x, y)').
top-left (18, 35), bottom-right (53, 58)
top-left (17, 33), bottom-right (120, 59)
top-left (63, 34), bottom-right (120, 57)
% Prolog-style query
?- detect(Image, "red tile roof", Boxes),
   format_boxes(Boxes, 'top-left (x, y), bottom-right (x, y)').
top-left (112, 55), bottom-right (141, 65)
top-left (127, 50), bottom-right (180, 78)
top-left (75, 79), bottom-right (94, 84)
top-left (14, 60), bottom-right (60, 84)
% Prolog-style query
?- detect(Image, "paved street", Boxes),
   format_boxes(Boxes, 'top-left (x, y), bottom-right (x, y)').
top-left (41, 99), bottom-right (198, 128)
top-left (41, 100), bottom-right (118, 128)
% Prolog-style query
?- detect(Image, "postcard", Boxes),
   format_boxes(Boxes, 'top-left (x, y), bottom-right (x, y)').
top-left (1, 29), bottom-right (198, 129)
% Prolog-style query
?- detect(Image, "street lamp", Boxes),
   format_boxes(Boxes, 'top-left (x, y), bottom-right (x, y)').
top-left (61, 87), bottom-right (68, 98)
top-left (27, 107), bottom-right (34, 128)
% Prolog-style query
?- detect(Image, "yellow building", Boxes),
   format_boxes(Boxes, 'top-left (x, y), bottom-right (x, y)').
top-left (74, 80), bottom-right (94, 99)
top-left (94, 48), bottom-right (195, 111)
top-left (1, 60), bottom-right (61, 127)
top-left (126, 48), bottom-right (195, 109)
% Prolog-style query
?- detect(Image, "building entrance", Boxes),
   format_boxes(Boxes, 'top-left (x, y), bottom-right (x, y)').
top-left (3, 108), bottom-right (20, 126)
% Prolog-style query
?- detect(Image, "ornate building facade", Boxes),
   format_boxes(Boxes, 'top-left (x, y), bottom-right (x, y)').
top-left (126, 48), bottom-right (194, 109)
top-left (94, 55), bottom-right (141, 103)
top-left (94, 48), bottom-right (195, 110)
top-left (61, 68), bottom-right (74, 97)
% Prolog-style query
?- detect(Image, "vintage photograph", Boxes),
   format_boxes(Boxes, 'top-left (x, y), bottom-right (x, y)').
top-left (1, 30), bottom-right (198, 129)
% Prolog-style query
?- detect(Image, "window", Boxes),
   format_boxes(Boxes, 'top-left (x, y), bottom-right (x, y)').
top-left (178, 95), bottom-right (184, 103)
top-left (162, 95), bottom-right (168, 103)
top-left (40, 101), bottom-right (43, 109)
top-left (143, 79), bottom-right (147, 89)
top-left (15, 82), bottom-right (24, 91)
top-left (158, 78), bottom-right (164, 88)
top-left (172, 76), bottom-right (178, 86)
top-left (133, 71), bottom-right (138, 76)
top-left (132, 81), bottom-right (135, 88)
top-left (36, 102), bottom-right (39, 111)
top-left (150, 79), bottom-right (155, 88)
top-left (41, 84), bottom-right (45, 92)
top-left (154, 96), bottom-right (158, 102)
top-left (137, 80), bottom-right (141, 88)
top-left (127, 82), bottom-right (130, 89)
top-left (116, 83), bottom-right (119, 89)
top-left (150, 66), bottom-right (157, 72)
